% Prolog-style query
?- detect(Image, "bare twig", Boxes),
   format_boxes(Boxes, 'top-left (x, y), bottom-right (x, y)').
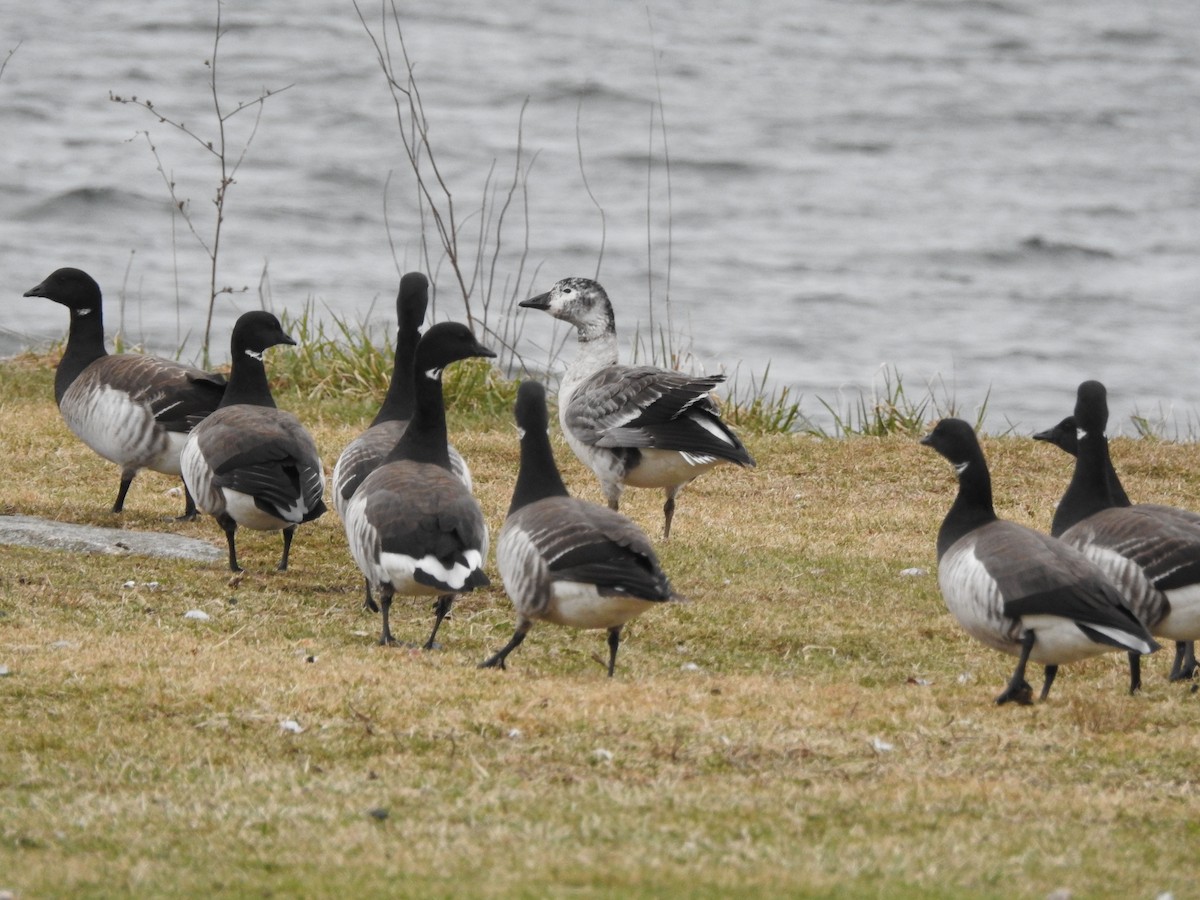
top-left (110, 1), bottom-right (291, 364)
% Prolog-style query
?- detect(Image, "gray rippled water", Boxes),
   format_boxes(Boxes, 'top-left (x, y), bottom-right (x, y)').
top-left (3, 0), bottom-right (1199, 433)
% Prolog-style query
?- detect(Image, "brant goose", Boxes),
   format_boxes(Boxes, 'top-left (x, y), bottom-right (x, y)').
top-left (519, 277), bottom-right (754, 540)
top-left (1034, 415), bottom-right (1132, 507)
top-left (480, 381), bottom-right (682, 676)
top-left (23, 267), bottom-right (226, 517)
top-left (342, 322), bottom-right (495, 649)
top-left (922, 417), bottom-right (1157, 704)
top-left (331, 273), bottom-right (471, 611)
top-left (1043, 381), bottom-right (1200, 685)
top-left (180, 311), bottom-right (326, 572)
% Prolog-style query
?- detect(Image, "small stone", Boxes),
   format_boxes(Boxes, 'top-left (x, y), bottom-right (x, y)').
top-left (899, 567), bottom-right (928, 577)
top-left (279, 719), bottom-right (304, 734)
top-left (184, 609), bottom-right (211, 621)
top-left (591, 748), bottom-right (613, 763)
top-left (368, 807), bottom-right (389, 821)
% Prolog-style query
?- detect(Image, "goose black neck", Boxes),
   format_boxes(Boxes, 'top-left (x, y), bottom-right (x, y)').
top-left (1051, 427), bottom-right (1116, 536)
top-left (371, 325), bottom-right (419, 426)
top-left (219, 350), bottom-right (277, 409)
top-left (385, 367), bottom-right (451, 469)
top-left (509, 427), bottom-right (570, 515)
top-left (55, 307), bottom-right (109, 405)
top-left (936, 449), bottom-right (998, 560)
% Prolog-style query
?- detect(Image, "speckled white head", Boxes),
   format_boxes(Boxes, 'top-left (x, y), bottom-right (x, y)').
top-left (520, 277), bottom-right (615, 341)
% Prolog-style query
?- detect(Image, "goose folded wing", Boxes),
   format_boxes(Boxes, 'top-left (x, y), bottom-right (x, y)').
top-left (200, 424), bottom-right (324, 520)
top-left (112, 356), bottom-right (226, 433)
top-left (1071, 508), bottom-right (1200, 593)
top-left (568, 366), bottom-right (749, 461)
top-left (538, 509), bottom-right (673, 601)
top-left (975, 522), bottom-right (1146, 633)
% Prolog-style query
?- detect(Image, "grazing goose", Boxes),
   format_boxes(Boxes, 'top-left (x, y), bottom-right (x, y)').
top-left (343, 322), bottom-right (494, 649)
top-left (330, 273), bottom-right (471, 611)
top-left (921, 417), bottom-right (1157, 705)
top-left (23, 267), bottom-right (226, 518)
top-left (180, 311), bottom-right (326, 572)
top-left (480, 381), bottom-right (682, 676)
top-left (519, 277), bottom-right (754, 540)
top-left (1042, 381), bottom-right (1200, 685)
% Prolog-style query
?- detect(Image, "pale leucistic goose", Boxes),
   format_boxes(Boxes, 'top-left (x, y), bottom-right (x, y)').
top-left (330, 273), bottom-right (471, 611)
top-left (180, 311), bottom-right (326, 572)
top-left (1042, 381), bottom-right (1200, 686)
top-left (23, 267), bottom-right (226, 518)
top-left (519, 277), bottom-right (754, 540)
top-left (480, 381), bottom-right (682, 676)
top-left (342, 322), bottom-right (494, 649)
top-left (921, 417), bottom-right (1158, 705)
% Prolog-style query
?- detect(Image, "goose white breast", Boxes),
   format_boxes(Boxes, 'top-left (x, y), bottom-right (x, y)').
top-left (24, 267), bottom-right (225, 518)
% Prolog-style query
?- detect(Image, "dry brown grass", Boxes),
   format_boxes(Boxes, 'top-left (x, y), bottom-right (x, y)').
top-left (3, 356), bottom-right (1200, 898)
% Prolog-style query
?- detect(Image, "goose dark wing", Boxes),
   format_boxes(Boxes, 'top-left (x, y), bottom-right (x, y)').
top-left (520, 498), bottom-right (675, 601)
top-left (566, 365), bottom-right (752, 465)
top-left (975, 522), bottom-right (1149, 636)
top-left (197, 407), bottom-right (325, 521)
top-left (94, 354), bottom-right (226, 433)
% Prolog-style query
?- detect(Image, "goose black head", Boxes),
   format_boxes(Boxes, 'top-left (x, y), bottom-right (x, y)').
top-left (1073, 380), bottom-right (1109, 437)
top-left (513, 379), bottom-right (550, 437)
top-left (396, 272), bottom-right (430, 334)
top-left (24, 267), bottom-right (102, 314)
top-left (414, 321), bottom-right (496, 376)
top-left (1033, 415), bottom-right (1079, 456)
top-left (230, 311), bottom-right (296, 359)
top-left (920, 417), bottom-right (982, 470)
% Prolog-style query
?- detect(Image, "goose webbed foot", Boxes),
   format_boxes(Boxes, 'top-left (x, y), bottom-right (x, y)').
top-left (175, 483), bottom-right (199, 521)
top-left (1168, 641), bottom-right (1197, 682)
top-left (995, 679), bottom-right (1034, 706)
top-left (479, 629), bottom-right (527, 671)
top-left (362, 578), bottom-right (379, 614)
top-left (996, 631), bottom-right (1036, 705)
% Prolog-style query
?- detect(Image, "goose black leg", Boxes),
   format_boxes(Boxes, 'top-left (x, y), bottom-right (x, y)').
top-left (662, 494), bottom-right (676, 541)
top-left (1168, 641), bottom-right (1196, 682)
top-left (1128, 651), bottom-right (1142, 694)
top-left (278, 526), bottom-right (296, 571)
top-left (423, 594), bottom-right (455, 650)
top-left (1039, 664), bottom-right (1059, 702)
top-left (996, 630), bottom-right (1036, 705)
top-left (176, 482), bottom-right (199, 521)
top-left (379, 585), bottom-right (396, 646)
top-left (606, 626), bottom-right (622, 677)
top-left (218, 514), bottom-right (242, 572)
top-left (480, 625), bottom-right (529, 671)
top-left (363, 579), bottom-right (379, 614)
top-left (113, 473), bottom-right (135, 514)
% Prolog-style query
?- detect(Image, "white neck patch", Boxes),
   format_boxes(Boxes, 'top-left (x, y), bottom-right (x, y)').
top-left (1076, 428), bottom-right (1087, 441)
top-left (245, 348), bottom-right (264, 361)
top-left (77, 308), bottom-right (94, 317)
top-left (425, 367), bottom-right (444, 381)
top-left (954, 461), bottom-right (969, 475)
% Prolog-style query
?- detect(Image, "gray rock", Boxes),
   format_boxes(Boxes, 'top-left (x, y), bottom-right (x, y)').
top-left (0, 514), bottom-right (222, 562)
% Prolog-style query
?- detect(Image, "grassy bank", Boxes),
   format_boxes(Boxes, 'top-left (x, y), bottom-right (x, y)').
top-left (2, 351), bottom-right (1199, 899)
